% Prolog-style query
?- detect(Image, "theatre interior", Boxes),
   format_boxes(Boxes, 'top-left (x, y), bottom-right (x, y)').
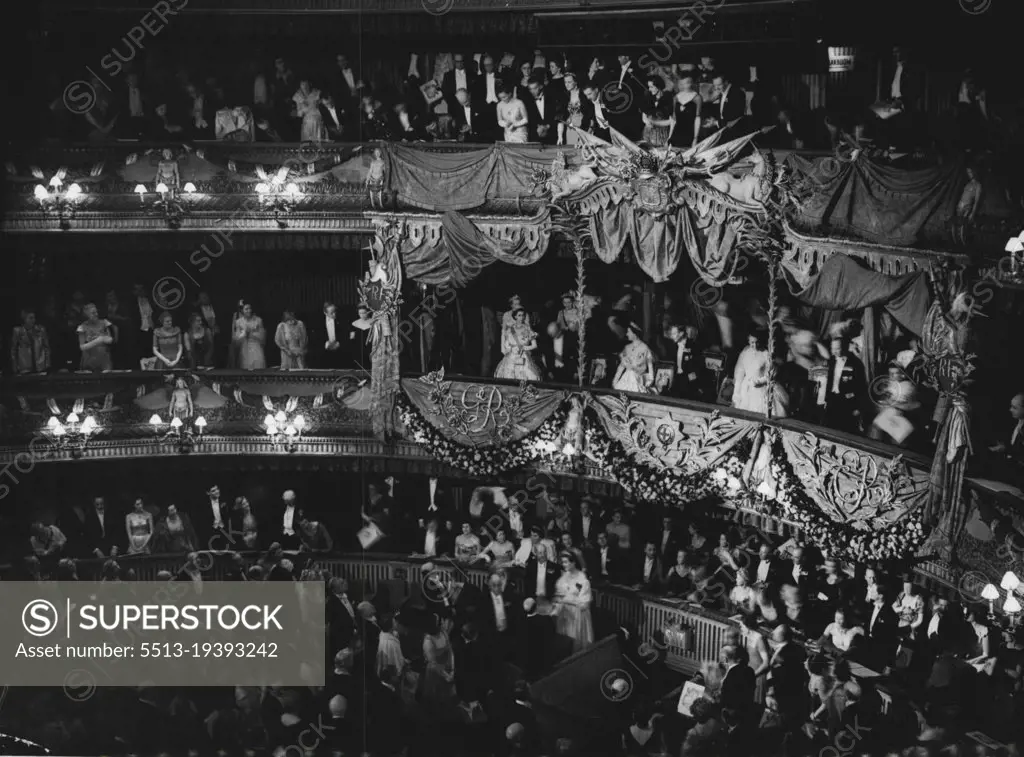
top-left (2, 0), bottom-right (1024, 754)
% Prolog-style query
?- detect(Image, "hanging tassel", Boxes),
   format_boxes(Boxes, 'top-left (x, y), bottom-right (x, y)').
top-left (72, 398), bottom-right (85, 414)
top-left (234, 389), bottom-right (245, 404)
top-left (47, 398), bottom-right (61, 415)
top-left (262, 396), bottom-right (275, 412)
top-left (285, 396), bottom-right (299, 413)
top-left (17, 397), bottom-right (29, 411)
top-left (212, 381), bottom-right (221, 395)
top-left (313, 394), bottom-right (324, 408)
top-left (227, 160), bottom-right (237, 174)
top-left (91, 162), bottom-right (105, 177)
top-left (103, 393), bottom-right (114, 411)
top-left (125, 153), bottom-right (138, 166)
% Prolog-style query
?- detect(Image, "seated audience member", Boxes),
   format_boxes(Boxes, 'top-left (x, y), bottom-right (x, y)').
top-left (476, 527), bottom-right (515, 567)
top-left (514, 525), bottom-right (557, 566)
top-left (605, 509), bottom-right (632, 552)
top-left (818, 607), bottom-right (865, 656)
top-left (573, 496), bottom-right (604, 548)
top-left (728, 568), bottom-right (756, 614)
top-left (712, 530), bottom-right (743, 573)
top-left (633, 541), bottom-right (663, 593)
top-left (753, 542), bottom-right (783, 588)
top-left (453, 521), bottom-right (482, 563)
top-left (663, 549), bottom-right (692, 596)
top-left (755, 586), bottom-right (781, 626)
top-left (654, 515), bottom-right (682, 567)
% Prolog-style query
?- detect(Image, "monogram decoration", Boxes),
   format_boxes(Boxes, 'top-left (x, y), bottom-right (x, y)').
top-left (786, 432), bottom-right (919, 524)
top-left (419, 368), bottom-right (540, 444)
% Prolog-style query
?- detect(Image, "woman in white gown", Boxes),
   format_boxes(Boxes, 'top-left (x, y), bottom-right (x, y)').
top-left (293, 80), bottom-right (326, 143)
top-left (554, 552), bottom-right (594, 652)
top-left (612, 323), bottom-right (655, 393)
top-left (494, 308), bottom-right (542, 381)
top-left (732, 331), bottom-right (770, 413)
top-left (495, 85), bottom-right (529, 143)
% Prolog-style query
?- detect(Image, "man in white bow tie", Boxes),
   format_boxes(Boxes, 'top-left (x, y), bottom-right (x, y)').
top-left (279, 490), bottom-right (301, 550)
top-left (199, 484), bottom-right (231, 549)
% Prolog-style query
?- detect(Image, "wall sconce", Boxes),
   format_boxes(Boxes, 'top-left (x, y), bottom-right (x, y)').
top-left (43, 412), bottom-right (98, 457)
top-left (256, 181), bottom-right (303, 228)
top-left (264, 411), bottom-right (304, 452)
top-left (1004, 594), bottom-right (1022, 627)
top-left (1005, 231), bottom-right (1024, 279)
top-left (135, 182), bottom-right (198, 229)
top-left (1001, 571), bottom-right (1020, 593)
top-left (34, 177), bottom-right (85, 230)
top-left (150, 413), bottom-right (206, 453)
top-left (982, 583), bottom-right (1000, 615)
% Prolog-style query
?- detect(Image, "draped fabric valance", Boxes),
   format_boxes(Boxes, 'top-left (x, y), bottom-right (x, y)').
top-left (384, 143), bottom-right (558, 211)
top-left (786, 254), bottom-right (932, 337)
top-left (785, 153), bottom-right (966, 247)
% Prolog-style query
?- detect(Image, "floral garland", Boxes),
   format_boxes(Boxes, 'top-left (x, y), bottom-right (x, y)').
top-left (396, 393), bottom-right (567, 477)
top-left (400, 395), bottom-right (925, 562)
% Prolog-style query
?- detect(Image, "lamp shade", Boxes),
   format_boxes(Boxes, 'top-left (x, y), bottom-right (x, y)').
top-left (134, 184), bottom-right (147, 195)
top-left (1001, 571), bottom-right (1020, 591)
top-left (149, 414), bottom-right (163, 425)
top-left (183, 182), bottom-right (197, 193)
top-left (155, 182), bottom-right (169, 194)
top-left (981, 584), bottom-right (1000, 601)
top-left (1005, 594), bottom-right (1022, 614)
top-left (34, 185), bottom-right (48, 200)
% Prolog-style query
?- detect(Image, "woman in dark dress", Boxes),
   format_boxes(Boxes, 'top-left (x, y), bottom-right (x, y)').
top-left (669, 73), bottom-right (703, 150)
top-left (641, 76), bottom-right (674, 147)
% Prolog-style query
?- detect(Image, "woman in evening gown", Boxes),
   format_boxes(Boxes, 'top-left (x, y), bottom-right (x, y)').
top-left (77, 303), bottom-right (116, 372)
top-left (274, 310), bottom-right (308, 369)
top-left (612, 323), bottom-right (655, 393)
top-left (559, 73), bottom-right (587, 146)
top-left (494, 308), bottom-right (542, 381)
top-left (496, 86), bottom-right (529, 143)
top-left (669, 74), bottom-right (702, 150)
top-left (125, 499), bottom-right (155, 555)
top-left (421, 614), bottom-right (458, 721)
top-left (554, 552), bottom-right (594, 652)
top-left (185, 312), bottom-right (214, 369)
top-left (235, 497), bottom-right (259, 549)
top-left (641, 76), bottom-right (673, 147)
top-left (293, 80), bottom-right (326, 143)
top-left (740, 612), bottom-right (770, 704)
top-left (153, 311), bottom-right (185, 369)
top-left (732, 331), bottom-right (770, 413)
top-left (157, 505), bottom-right (197, 554)
top-left (10, 309), bottom-right (50, 374)
top-left (233, 301), bottom-right (266, 370)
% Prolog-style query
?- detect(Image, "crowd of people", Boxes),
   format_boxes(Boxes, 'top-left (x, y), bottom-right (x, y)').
top-left (46, 44), bottom-right (1015, 161)
top-left (11, 474), bottom-right (1024, 755)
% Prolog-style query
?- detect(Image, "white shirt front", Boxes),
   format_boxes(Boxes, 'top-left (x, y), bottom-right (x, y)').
top-left (619, 63), bottom-right (631, 86)
top-left (463, 105), bottom-right (473, 129)
top-left (891, 63), bottom-right (903, 99)
top-left (1012, 419), bottom-right (1023, 446)
top-left (424, 530), bottom-right (437, 556)
top-left (95, 508), bottom-right (105, 536)
top-left (927, 613), bottom-right (941, 638)
top-left (600, 547), bottom-right (609, 575)
top-left (719, 87), bottom-right (729, 118)
top-left (791, 563), bottom-right (802, 584)
top-left (138, 297), bottom-right (153, 331)
top-left (491, 592), bottom-right (507, 631)
top-left (831, 357), bottom-right (847, 394)
top-left (593, 99), bottom-right (607, 126)
top-left (756, 559), bottom-right (770, 584)
top-left (343, 69), bottom-right (356, 91)
top-left (661, 531), bottom-right (671, 551)
top-left (325, 105), bottom-right (340, 126)
top-left (455, 69), bottom-right (467, 90)
top-left (201, 305), bottom-right (216, 330)
top-left (535, 561), bottom-right (548, 598)
top-left (428, 477), bottom-right (438, 511)
top-left (283, 505), bottom-right (295, 536)
top-left (553, 335), bottom-right (564, 368)
top-left (643, 557), bottom-right (654, 582)
top-left (869, 604), bottom-right (882, 633)
top-left (676, 340), bottom-right (689, 372)
top-left (326, 315), bottom-right (336, 345)
top-left (485, 72), bottom-right (498, 103)
top-left (211, 499), bottom-right (223, 529)
top-left (535, 97), bottom-right (545, 119)
top-left (581, 515), bottom-right (591, 540)
top-left (399, 112), bottom-right (412, 131)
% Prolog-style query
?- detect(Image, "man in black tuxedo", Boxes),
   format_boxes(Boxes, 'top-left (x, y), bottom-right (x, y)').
top-left (784, 545), bottom-right (817, 596)
top-left (454, 621), bottom-right (492, 705)
top-left (330, 53), bottom-right (362, 127)
top-left (277, 489), bottom-right (301, 551)
top-left (538, 321), bottom-right (578, 384)
top-left (766, 625), bottom-right (807, 744)
top-left (632, 542), bottom-right (663, 593)
top-left (479, 572), bottom-right (523, 665)
top-left (524, 546), bottom-right (559, 602)
top-left (719, 645), bottom-right (756, 725)
top-left (654, 515), bottom-right (682, 567)
top-left (752, 542), bottom-right (784, 589)
top-left (606, 53), bottom-right (644, 141)
top-left (525, 75), bottom-right (559, 145)
top-left (866, 588), bottom-right (900, 669)
top-left (821, 336), bottom-right (868, 434)
top-left (442, 53), bottom-right (475, 110)
top-left (197, 483), bottom-right (233, 551)
top-left (582, 84), bottom-right (611, 142)
top-left (327, 577), bottom-right (357, 652)
top-left (390, 101), bottom-right (425, 142)
top-left (471, 54), bottom-right (503, 128)
top-left (711, 74), bottom-right (748, 139)
top-left (313, 302), bottom-right (346, 368)
top-left (667, 324), bottom-right (705, 399)
top-left (585, 531), bottom-right (619, 584)
top-left (451, 88), bottom-right (492, 143)
top-left (82, 496), bottom-right (121, 558)
top-left (572, 496), bottom-right (603, 550)
top-left (319, 93), bottom-right (345, 140)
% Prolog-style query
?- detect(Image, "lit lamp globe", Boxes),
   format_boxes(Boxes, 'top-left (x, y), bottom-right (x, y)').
top-left (1004, 594), bottom-right (1022, 614)
top-left (1001, 572), bottom-right (1021, 592)
top-left (982, 583), bottom-right (1000, 612)
top-left (34, 185), bottom-right (49, 200)
top-left (149, 414), bottom-right (163, 426)
top-left (195, 416), bottom-right (207, 430)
